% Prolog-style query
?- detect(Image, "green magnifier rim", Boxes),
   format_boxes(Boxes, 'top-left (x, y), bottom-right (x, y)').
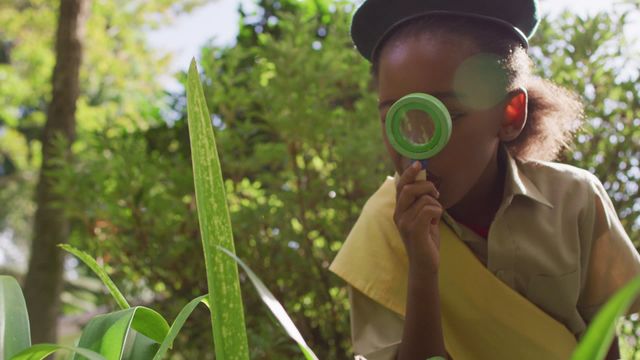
top-left (385, 93), bottom-right (452, 160)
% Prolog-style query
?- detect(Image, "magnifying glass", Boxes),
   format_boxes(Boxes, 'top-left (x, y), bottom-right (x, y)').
top-left (385, 93), bottom-right (453, 181)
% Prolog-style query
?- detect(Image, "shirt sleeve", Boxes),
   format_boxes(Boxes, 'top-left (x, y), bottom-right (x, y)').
top-left (349, 286), bottom-right (404, 360)
top-left (577, 175), bottom-right (640, 322)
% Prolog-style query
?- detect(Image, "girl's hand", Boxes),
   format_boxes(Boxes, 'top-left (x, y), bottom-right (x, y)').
top-left (394, 161), bottom-right (443, 274)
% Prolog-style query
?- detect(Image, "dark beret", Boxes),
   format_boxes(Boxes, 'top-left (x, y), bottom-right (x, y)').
top-left (351, 0), bottom-right (540, 61)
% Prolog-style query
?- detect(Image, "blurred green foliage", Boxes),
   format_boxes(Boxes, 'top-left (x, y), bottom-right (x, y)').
top-left (531, 6), bottom-right (640, 240)
top-left (1, 0), bottom-right (640, 358)
top-left (0, 0), bottom-right (207, 271)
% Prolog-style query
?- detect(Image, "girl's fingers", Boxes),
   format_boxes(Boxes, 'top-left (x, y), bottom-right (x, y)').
top-left (403, 193), bottom-right (441, 222)
top-left (395, 161), bottom-right (422, 197)
top-left (409, 204), bottom-right (443, 231)
top-left (396, 181), bottom-right (440, 214)
top-left (429, 219), bottom-right (441, 248)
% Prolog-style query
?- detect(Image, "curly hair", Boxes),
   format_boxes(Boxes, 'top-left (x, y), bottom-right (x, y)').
top-left (370, 14), bottom-right (584, 161)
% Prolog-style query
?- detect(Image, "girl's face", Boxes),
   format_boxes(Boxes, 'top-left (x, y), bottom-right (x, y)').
top-left (377, 33), bottom-right (505, 209)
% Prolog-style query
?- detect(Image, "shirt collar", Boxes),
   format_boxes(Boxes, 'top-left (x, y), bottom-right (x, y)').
top-left (502, 146), bottom-right (554, 209)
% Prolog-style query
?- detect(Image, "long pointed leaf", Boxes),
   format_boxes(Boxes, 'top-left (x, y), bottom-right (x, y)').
top-left (218, 246), bottom-right (319, 360)
top-left (186, 59), bottom-right (249, 359)
top-left (152, 295), bottom-right (208, 360)
top-left (58, 244), bottom-right (129, 310)
top-left (0, 276), bottom-right (31, 359)
top-left (571, 275), bottom-right (640, 360)
top-left (10, 343), bottom-right (105, 360)
top-left (72, 306), bottom-right (168, 360)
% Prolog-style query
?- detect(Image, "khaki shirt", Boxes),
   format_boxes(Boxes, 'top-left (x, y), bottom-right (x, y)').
top-left (333, 149), bottom-right (640, 359)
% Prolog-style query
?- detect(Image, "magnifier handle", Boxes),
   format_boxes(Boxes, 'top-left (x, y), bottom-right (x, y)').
top-left (415, 159), bottom-right (428, 181)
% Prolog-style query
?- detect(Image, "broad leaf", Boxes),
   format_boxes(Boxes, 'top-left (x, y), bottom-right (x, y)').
top-left (0, 276), bottom-right (30, 359)
top-left (72, 306), bottom-right (169, 360)
top-left (10, 343), bottom-right (105, 360)
top-left (186, 58), bottom-right (249, 359)
top-left (130, 307), bottom-right (170, 344)
top-left (123, 332), bottom-right (159, 360)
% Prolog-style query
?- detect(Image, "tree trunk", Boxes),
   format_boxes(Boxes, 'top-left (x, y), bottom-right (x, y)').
top-left (23, 0), bottom-right (90, 344)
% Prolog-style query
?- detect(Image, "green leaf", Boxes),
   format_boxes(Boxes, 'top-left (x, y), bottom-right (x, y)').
top-left (571, 275), bottom-right (640, 360)
top-left (152, 295), bottom-right (209, 360)
top-left (72, 306), bottom-right (169, 360)
top-left (58, 244), bottom-right (130, 310)
top-left (130, 307), bottom-right (170, 344)
top-left (10, 343), bottom-right (105, 360)
top-left (123, 332), bottom-right (159, 360)
top-left (0, 276), bottom-right (31, 359)
top-left (186, 59), bottom-right (250, 359)
top-left (218, 246), bottom-right (319, 360)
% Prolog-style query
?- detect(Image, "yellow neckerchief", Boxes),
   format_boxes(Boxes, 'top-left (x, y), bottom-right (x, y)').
top-left (329, 176), bottom-right (577, 359)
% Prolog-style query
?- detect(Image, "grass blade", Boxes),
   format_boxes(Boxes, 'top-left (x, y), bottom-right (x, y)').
top-left (0, 276), bottom-right (31, 359)
top-left (58, 244), bottom-right (129, 310)
top-left (186, 59), bottom-right (249, 359)
top-left (218, 246), bottom-right (319, 360)
top-left (152, 295), bottom-right (209, 360)
top-left (10, 343), bottom-right (105, 360)
top-left (571, 275), bottom-right (640, 360)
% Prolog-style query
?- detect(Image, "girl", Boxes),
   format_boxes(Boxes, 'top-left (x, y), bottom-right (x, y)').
top-left (329, 0), bottom-right (640, 359)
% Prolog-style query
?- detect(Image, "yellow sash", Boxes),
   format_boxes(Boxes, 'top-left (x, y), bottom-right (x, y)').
top-left (329, 176), bottom-right (577, 359)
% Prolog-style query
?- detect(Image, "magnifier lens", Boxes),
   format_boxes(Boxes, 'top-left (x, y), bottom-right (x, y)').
top-left (398, 109), bottom-right (436, 146)
top-left (385, 93), bottom-right (452, 160)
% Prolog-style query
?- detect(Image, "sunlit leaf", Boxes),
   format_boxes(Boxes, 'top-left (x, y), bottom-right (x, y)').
top-left (186, 58), bottom-right (249, 359)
